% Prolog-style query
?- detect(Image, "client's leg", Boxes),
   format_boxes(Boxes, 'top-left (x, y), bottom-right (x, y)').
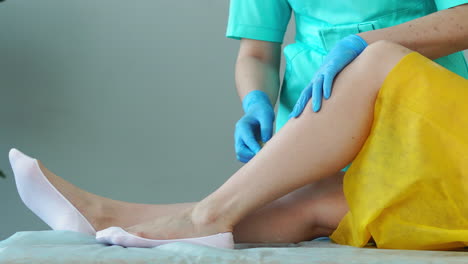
top-left (11, 147), bottom-right (346, 242)
top-left (124, 41), bottom-right (413, 240)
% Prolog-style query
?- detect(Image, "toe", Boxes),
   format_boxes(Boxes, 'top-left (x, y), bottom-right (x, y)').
top-left (9, 148), bottom-right (34, 166)
top-left (9, 148), bottom-right (22, 165)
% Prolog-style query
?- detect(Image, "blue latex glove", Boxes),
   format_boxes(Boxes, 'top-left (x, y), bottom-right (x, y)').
top-left (289, 35), bottom-right (368, 118)
top-left (235, 90), bottom-right (275, 163)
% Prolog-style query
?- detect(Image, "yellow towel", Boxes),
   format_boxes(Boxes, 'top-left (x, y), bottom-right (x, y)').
top-left (330, 52), bottom-right (468, 250)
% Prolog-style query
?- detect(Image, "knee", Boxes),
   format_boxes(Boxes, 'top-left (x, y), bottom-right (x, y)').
top-left (359, 40), bottom-right (413, 68)
top-left (363, 40), bottom-right (410, 57)
top-left (350, 40), bottom-right (413, 89)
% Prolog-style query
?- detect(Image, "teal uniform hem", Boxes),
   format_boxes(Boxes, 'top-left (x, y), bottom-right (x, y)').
top-left (341, 164), bottom-right (351, 172)
top-left (226, 24), bottom-right (285, 43)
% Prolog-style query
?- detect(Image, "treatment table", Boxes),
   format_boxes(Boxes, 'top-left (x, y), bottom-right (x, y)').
top-left (1, 230), bottom-right (468, 263)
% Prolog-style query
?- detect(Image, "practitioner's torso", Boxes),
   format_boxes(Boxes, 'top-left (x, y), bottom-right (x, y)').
top-left (275, 0), bottom-right (468, 132)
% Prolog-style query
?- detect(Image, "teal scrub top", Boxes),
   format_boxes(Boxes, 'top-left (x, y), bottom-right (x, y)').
top-left (226, 0), bottom-right (468, 133)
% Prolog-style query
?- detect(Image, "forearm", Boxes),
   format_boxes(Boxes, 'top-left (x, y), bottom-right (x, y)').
top-left (359, 4), bottom-right (468, 60)
top-left (235, 40), bottom-right (282, 106)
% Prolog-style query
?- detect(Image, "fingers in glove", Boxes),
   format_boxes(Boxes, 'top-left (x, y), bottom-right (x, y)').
top-left (236, 143), bottom-right (256, 163)
top-left (323, 72), bottom-right (335, 100)
top-left (289, 83), bottom-right (313, 119)
top-left (312, 74), bottom-right (324, 112)
top-left (242, 130), bottom-right (261, 154)
top-left (258, 112), bottom-right (274, 143)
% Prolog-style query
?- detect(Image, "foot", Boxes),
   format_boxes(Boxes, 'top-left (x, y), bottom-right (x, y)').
top-left (125, 204), bottom-right (232, 239)
top-left (97, 204), bottom-right (235, 249)
top-left (9, 148), bottom-right (122, 233)
top-left (34, 161), bottom-right (113, 232)
top-left (8, 148), bottom-right (196, 234)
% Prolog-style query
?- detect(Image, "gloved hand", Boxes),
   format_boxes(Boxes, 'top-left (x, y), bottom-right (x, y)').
top-left (288, 34), bottom-right (368, 118)
top-left (235, 90), bottom-right (275, 163)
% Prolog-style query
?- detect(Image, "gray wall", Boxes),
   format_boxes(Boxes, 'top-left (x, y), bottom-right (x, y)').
top-left (0, 1), bottom-right (467, 239)
top-left (0, 0), bottom-right (246, 239)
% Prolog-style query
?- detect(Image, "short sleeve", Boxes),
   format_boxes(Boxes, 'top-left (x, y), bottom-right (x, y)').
top-left (226, 0), bottom-right (292, 43)
top-left (434, 0), bottom-right (468, 10)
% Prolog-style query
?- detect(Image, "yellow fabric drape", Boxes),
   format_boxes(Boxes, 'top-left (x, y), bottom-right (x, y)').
top-left (330, 52), bottom-right (468, 250)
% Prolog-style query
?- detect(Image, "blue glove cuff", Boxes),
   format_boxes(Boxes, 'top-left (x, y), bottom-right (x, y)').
top-left (341, 35), bottom-right (368, 55)
top-left (242, 90), bottom-right (272, 113)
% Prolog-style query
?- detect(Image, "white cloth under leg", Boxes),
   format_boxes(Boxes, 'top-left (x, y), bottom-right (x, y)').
top-left (9, 148), bottom-right (96, 235)
top-left (96, 226), bottom-right (234, 249)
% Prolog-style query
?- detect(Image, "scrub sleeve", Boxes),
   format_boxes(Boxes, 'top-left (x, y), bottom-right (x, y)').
top-left (330, 52), bottom-right (468, 250)
top-left (226, 0), bottom-right (291, 43)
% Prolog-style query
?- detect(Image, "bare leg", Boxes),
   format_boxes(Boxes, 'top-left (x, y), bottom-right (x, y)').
top-left (37, 160), bottom-right (346, 242)
top-left (35, 161), bottom-right (194, 231)
top-left (125, 41), bottom-right (413, 240)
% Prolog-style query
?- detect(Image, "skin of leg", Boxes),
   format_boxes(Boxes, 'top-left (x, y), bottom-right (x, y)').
top-left (38, 159), bottom-right (347, 243)
top-left (122, 41), bottom-right (413, 240)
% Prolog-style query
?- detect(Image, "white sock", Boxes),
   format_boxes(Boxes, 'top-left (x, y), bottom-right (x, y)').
top-left (9, 148), bottom-right (96, 235)
top-left (96, 226), bottom-right (234, 249)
